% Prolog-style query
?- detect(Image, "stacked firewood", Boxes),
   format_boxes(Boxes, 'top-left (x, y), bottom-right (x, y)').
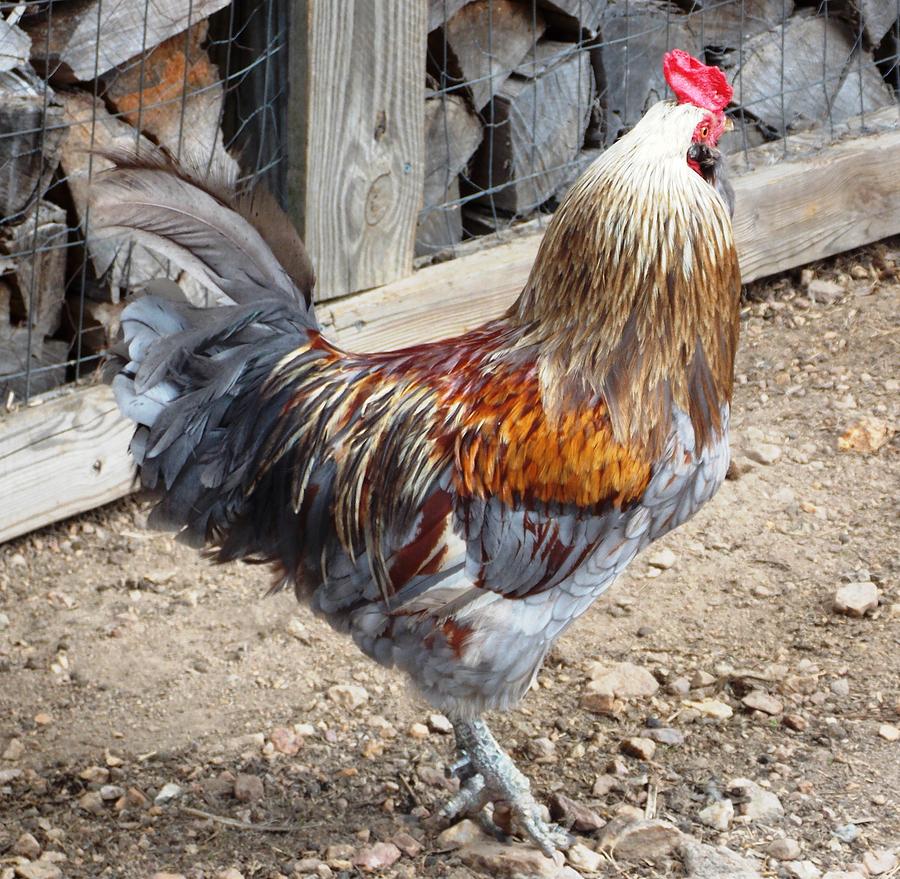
top-left (0, 0), bottom-right (239, 400)
top-left (417, 0), bottom-right (900, 256)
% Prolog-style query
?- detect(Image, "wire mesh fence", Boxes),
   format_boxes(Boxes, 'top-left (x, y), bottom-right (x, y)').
top-left (418, 0), bottom-right (900, 259)
top-left (0, 0), bottom-right (287, 405)
top-left (2, 0), bottom-right (899, 406)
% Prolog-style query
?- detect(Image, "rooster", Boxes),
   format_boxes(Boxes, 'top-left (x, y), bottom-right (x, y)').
top-left (94, 50), bottom-right (740, 856)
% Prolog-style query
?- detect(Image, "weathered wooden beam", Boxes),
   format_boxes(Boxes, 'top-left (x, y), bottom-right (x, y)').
top-left (2, 119), bottom-right (900, 542)
top-left (287, 0), bottom-right (426, 301)
top-left (0, 384), bottom-right (135, 543)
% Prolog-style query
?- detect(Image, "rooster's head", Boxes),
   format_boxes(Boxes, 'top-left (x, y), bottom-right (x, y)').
top-left (663, 49), bottom-right (733, 178)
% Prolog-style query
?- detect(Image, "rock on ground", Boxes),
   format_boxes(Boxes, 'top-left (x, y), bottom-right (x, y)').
top-left (456, 840), bottom-right (581, 878)
top-left (698, 798), bottom-right (734, 830)
top-left (680, 837), bottom-right (763, 879)
top-left (584, 661), bottom-right (659, 698)
top-left (728, 778), bottom-right (785, 821)
top-left (599, 818), bottom-right (682, 861)
top-left (833, 582), bottom-right (880, 617)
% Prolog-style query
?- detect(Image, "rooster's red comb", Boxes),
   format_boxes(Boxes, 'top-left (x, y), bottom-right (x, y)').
top-left (663, 49), bottom-right (732, 112)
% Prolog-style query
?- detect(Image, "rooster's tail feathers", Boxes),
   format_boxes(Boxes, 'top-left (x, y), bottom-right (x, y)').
top-left (90, 151), bottom-right (317, 315)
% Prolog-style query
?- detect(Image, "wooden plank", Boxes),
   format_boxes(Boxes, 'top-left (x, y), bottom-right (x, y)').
top-left (2, 121), bottom-right (899, 542)
top-left (322, 120), bottom-right (900, 349)
top-left (287, 0), bottom-right (426, 301)
top-left (0, 384), bottom-right (135, 543)
top-left (731, 124), bottom-right (900, 281)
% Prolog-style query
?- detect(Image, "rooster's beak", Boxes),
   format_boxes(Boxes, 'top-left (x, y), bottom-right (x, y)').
top-left (723, 117), bottom-right (734, 133)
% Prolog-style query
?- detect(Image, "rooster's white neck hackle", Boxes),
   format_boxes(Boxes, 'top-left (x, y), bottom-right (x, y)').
top-left (509, 100), bottom-right (742, 456)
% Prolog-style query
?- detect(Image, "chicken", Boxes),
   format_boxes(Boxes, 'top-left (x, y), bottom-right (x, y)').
top-left (93, 49), bottom-right (740, 856)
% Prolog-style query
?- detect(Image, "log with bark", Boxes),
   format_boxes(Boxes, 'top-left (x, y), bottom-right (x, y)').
top-left (599, 0), bottom-right (700, 137)
top-left (0, 69), bottom-right (67, 221)
top-left (416, 94), bottom-right (484, 256)
top-left (471, 40), bottom-right (594, 213)
top-left (25, 0), bottom-right (231, 82)
top-left (735, 14), bottom-right (895, 134)
top-left (683, 0), bottom-right (792, 49)
top-left (434, 0), bottom-right (547, 110)
top-left (0, 200), bottom-right (67, 339)
top-left (103, 21), bottom-right (238, 177)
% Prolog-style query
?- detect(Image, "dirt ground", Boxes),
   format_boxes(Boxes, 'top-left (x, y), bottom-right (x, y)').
top-left (0, 243), bottom-right (898, 879)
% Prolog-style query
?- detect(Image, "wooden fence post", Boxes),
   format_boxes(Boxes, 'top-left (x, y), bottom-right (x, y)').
top-left (287, 0), bottom-right (426, 301)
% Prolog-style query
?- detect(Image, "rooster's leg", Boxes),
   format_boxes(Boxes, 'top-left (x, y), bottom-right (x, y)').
top-left (441, 718), bottom-right (570, 857)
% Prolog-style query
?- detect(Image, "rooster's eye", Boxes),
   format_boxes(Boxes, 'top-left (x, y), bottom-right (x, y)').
top-left (699, 124), bottom-right (709, 139)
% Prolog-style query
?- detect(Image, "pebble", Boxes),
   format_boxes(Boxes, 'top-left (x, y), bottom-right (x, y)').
top-left (680, 839), bottom-right (763, 879)
top-left (99, 784), bottom-right (125, 801)
top-left (647, 548), bottom-right (678, 569)
top-left (0, 612), bottom-right (8, 630)
top-left (784, 714), bottom-right (808, 732)
top-left (154, 783), bottom-right (183, 805)
top-left (390, 832), bottom-right (423, 858)
top-left (78, 790), bottom-right (105, 815)
top-left (829, 678), bottom-right (850, 698)
top-left (216, 871), bottom-right (245, 879)
top-left (833, 582), bottom-right (880, 617)
top-left (621, 736), bottom-right (656, 761)
top-left (745, 443), bottom-right (782, 465)
top-left (549, 792), bottom-right (605, 832)
top-left (807, 278), bottom-right (844, 303)
top-left (698, 799), bottom-right (734, 831)
top-left (149, 874), bottom-right (187, 879)
top-left (14, 865), bottom-right (63, 879)
top-left (878, 723), bottom-right (899, 742)
top-left (407, 722), bottom-right (429, 740)
top-left (668, 676), bottom-right (691, 696)
top-left (685, 698), bottom-right (733, 720)
top-left (9, 553), bottom-right (26, 567)
top-left (12, 833), bottom-right (41, 860)
top-left (457, 840), bottom-right (580, 878)
top-left (642, 726), bottom-right (685, 745)
top-left (592, 774), bottom-right (619, 797)
top-left (327, 684), bottom-right (369, 710)
top-left (727, 778), bottom-right (784, 822)
top-left (691, 670), bottom-right (717, 689)
top-left (785, 862), bottom-right (822, 879)
top-left (863, 851), bottom-right (899, 875)
top-left (352, 842), bottom-right (401, 872)
top-left (78, 765), bottom-right (109, 783)
top-left (526, 736), bottom-right (556, 762)
top-left (2, 738), bottom-right (25, 761)
top-left (580, 691), bottom-right (621, 716)
top-left (822, 872), bottom-right (866, 879)
top-left (427, 714), bottom-right (453, 734)
top-left (584, 661), bottom-right (659, 698)
top-left (233, 773), bottom-right (264, 803)
top-left (566, 843), bottom-right (603, 873)
top-left (742, 690), bottom-right (783, 715)
top-left (599, 818), bottom-right (682, 861)
top-left (436, 819), bottom-right (487, 850)
top-left (269, 726), bottom-right (302, 755)
top-left (834, 824), bottom-right (860, 844)
top-left (767, 838), bottom-right (802, 860)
